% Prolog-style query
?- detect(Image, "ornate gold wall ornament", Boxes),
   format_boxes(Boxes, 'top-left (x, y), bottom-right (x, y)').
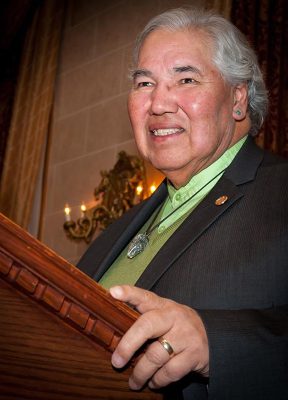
top-left (63, 151), bottom-right (147, 243)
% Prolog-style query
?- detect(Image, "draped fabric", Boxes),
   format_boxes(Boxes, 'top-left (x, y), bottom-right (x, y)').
top-left (0, 80), bottom-right (15, 183)
top-left (0, 0), bottom-right (65, 229)
top-left (231, 0), bottom-right (288, 157)
top-left (0, 0), bottom-right (39, 183)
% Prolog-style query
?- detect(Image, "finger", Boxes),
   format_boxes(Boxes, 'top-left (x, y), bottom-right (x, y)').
top-left (109, 285), bottom-right (168, 313)
top-left (111, 310), bottom-right (173, 369)
top-left (149, 351), bottom-right (195, 389)
top-left (129, 339), bottom-right (172, 390)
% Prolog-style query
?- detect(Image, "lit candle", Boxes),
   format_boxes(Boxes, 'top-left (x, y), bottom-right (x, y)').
top-left (150, 184), bottom-right (157, 194)
top-left (80, 203), bottom-right (87, 218)
top-left (64, 204), bottom-right (71, 221)
top-left (136, 185), bottom-right (143, 196)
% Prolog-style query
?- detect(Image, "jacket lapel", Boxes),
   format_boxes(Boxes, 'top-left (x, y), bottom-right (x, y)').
top-left (136, 138), bottom-right (264, 290)
top-left (136, 177), bottom-right (244, 289)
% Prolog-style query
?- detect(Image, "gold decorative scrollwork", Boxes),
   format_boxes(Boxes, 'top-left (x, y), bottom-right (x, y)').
top-left (63, 151), bottom-right (147, 243)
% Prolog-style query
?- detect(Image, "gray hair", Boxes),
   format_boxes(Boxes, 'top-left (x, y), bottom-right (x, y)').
top-left (132, 7), bottom-right (268, 136)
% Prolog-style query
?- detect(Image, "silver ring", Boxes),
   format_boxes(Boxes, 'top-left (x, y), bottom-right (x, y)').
top-left (158, 337), bottom-right (174, 356)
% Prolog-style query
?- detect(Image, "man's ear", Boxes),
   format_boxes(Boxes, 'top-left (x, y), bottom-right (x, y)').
top-left (232, 83), bottom-right (249, 121)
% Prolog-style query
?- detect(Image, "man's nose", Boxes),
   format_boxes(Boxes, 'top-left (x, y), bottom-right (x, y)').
top-left (149, 84), bottom-right (178, 115)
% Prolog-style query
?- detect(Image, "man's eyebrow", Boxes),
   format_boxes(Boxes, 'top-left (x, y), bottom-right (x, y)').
top-left (130, 69), bottom-right (152, 80)
top-left (173, 65), bottom-right (203, 76)
top-left (130, 65), bottom-right (203, 80)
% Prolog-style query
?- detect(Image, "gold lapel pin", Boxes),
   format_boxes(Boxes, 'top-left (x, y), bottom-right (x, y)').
top-left (215, 195), bottom-right (228, 206)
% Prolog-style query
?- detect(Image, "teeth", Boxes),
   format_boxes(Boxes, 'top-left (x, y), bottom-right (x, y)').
top-left (152, 128), bottom-right (183, 136)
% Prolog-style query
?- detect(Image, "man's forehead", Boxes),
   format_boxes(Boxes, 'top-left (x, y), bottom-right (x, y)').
top-left (135, 30), bottom-right (214, 75)
top-left (140, 26), bottom-right (212, 50)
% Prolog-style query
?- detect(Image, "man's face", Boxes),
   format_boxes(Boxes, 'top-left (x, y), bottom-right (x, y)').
top-left (128, 28), bottom-right (248, 187)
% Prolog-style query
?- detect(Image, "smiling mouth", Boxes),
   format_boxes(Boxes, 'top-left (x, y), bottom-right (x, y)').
top-left (151, 128), bottom-right (184, 136)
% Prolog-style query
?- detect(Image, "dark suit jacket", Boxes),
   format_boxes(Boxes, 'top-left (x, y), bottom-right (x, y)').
top-left (78, 138), bottom-right (288, 400)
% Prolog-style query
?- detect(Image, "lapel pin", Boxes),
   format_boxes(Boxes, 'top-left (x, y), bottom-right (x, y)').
top-left (215, 195), bottom-right (228, 206)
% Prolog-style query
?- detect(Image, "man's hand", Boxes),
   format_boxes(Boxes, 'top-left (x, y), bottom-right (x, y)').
top-left (109, 285), bottom-right (209, 390)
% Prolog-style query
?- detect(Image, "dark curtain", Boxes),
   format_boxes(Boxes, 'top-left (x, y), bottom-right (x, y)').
top-left (231, 0), bottom-right (288, 157)
top-left (0, 0), bottom-right (65, 228)
top-left (0, 0), bottom-right (41, 181)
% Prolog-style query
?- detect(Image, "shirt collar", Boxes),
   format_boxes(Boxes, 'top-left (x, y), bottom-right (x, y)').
top-left (167, 136), bottom-right (248, 207)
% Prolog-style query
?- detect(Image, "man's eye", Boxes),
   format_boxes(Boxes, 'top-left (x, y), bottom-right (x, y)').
top-left (136, 81), bottom-right (153, 88)
top-left (180, 78), bottom-right (197, 84)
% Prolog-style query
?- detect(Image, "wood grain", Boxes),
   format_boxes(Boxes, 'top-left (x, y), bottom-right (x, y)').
top-left (0, 214), bottom-right (162, 399)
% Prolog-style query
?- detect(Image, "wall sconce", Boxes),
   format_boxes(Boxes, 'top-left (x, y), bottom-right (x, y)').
top-left (63, 151), bottom-right (156, 243)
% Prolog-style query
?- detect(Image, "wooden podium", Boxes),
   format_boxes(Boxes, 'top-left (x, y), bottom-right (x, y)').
top-left (0, 213), bottom-right (162, 399)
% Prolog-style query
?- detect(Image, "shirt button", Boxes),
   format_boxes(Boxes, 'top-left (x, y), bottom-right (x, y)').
top-left (175, 194), bottom-right (181, 201)
top-left (159, 226), bottom-right (166, 233)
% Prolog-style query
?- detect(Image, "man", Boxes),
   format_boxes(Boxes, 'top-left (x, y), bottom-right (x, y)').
top-left (78, 8), bottom-right (288, 399)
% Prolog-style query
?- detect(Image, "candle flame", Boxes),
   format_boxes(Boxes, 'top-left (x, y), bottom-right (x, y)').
top-left (64, 205), bottom-right (71, 215)
top-left (136, 185), bottom-right (143, 195)
top-left (150, 184), bottom-right (157, 194)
